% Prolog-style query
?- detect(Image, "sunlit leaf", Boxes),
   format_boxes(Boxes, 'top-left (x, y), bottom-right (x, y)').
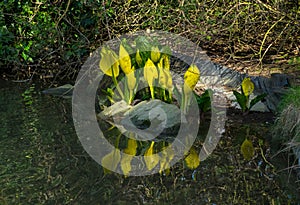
top-left (241, 77), bottom-right (254, 96)
top-left (119, 44), bottom-right (132, 74)
top-left (150, 46), bottom-right (161, 63)
top-left (101, 149), bottom-right (121, 174)
top-left (99, 46), bottom-right (119, 77)
top-left (184, 64), bottom-right (200, 91)
top-left (184, 147), bottom-right (200, 170)
top-left (241, 138), bottom-right (254, 160)
top-left (144, 141), bottom-right (160, 170)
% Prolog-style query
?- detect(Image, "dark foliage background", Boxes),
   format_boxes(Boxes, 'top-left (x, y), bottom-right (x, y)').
top-left (0, 0), bottom-right (299, 81)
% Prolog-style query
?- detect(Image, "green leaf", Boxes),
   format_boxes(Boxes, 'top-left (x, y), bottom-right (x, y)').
top-left (249, 93), bottom-right (267, 110)
top-left (195, 89), bottom-right (212, 112)
top-left (233, 90), bottom-right (248, 112)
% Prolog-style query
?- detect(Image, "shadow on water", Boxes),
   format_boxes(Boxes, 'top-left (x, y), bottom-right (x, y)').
top-left (0, 80), bottom-right (299, 204)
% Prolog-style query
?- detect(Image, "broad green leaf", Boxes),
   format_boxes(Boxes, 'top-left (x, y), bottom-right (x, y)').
top-left (119, 44), bottom-right (132, 74)
top-left (150, 46), bottom-right (161, 63)
top-left (160, 46), bottom-right (172, 57)
top-left (184, 64), bottom-right (200, 90)
top-left (144, 141), bottom-right (160, 170)
top-left (99, 46), bottom-right (119, 77)
top-left (249, 93), bottom-right (268, 110)
top-left (240, 138), bottom-right (254, 160)
top-left (184, 147), bottom-right (200, 170)
top-left (241, 77), bottom-right (254, 96)
top-left (134, 36), bottom-right (151, 62)
top-left (196, 89), bottom-right (212, 112)
top-left (233, 90), bottom-right (248, 112)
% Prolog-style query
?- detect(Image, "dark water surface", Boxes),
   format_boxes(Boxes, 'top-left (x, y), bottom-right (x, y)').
top-left (0, 80), bottom-right (299, 204)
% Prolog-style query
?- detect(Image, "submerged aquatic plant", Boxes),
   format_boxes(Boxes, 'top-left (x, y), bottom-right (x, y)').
top-left (184, 146), bottom-right (200, 170)
top-left (233, 77), bottom-right (267, 114)
top-left (241, 138), bottom-right (254, 160)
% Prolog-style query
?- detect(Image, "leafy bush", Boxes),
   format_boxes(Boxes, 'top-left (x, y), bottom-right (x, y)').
top-left (1, 0), bottom-right (299, 80)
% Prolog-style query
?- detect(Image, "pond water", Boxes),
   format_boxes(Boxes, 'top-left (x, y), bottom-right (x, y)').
top-left (0, 80), bottom-right (299, 204)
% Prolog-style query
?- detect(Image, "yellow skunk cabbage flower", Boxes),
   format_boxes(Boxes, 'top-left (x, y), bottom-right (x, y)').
top-left (125, 67), bottom-right (136, 104)
top-left (165, 70), bottom-right (173, 91)
top-left (162, 54), bottom-right (170, 70)
top-left (183, 64), bottom-right (200, 113)
top-left (121, 138), bottom-right (137, 176)
top-left (127, 68), bottom-right (136, 90)
top-left (144, 59), bottom-right (158, 99)
top-left (150, 46), bottom-right (161, 63)
top-left (184, 64), bottom-right (200, 91)
top-left (119, 44), bottom-right (132, 75)
top-left (99, 46), bottom-right (119, 77)
top-left (159, 146), bottom-right (174, 176)
top-left (136, 49), bottom-right (143, 67)
top-left (240, 138), bottom-right (254, 160)
top-left (144, 141), bottom-right (160, 171)
top-left (124, 138), bottom-right (137, 156)
top-left (157, 58), bottom-right (167, 89)
top-left (101, 149), bottom-right (121, 174)
top-left (184, 147), bottom-right (200, 170)
top-left (241, 77), bottom-right (254, 97)
top-left (120, 155), bottom-right (132, 176)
